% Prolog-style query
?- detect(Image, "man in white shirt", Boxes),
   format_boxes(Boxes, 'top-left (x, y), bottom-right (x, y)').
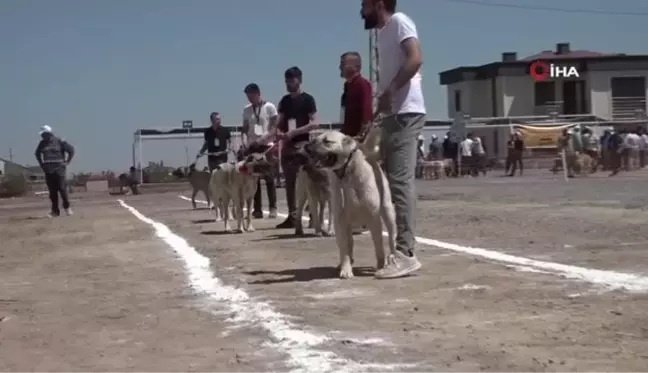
top-left (639, 128), bottom-right (648, 168)
top-left (470, 133), bottom-right (486, 176)
top-left (362, 0), bottom-right (425, 279)
top-left (623, 130), bottom-right (641, 170)
top-left (459, 135), bottom-right (474, 176)
top-left (242, 83), bottom-right (278, 219)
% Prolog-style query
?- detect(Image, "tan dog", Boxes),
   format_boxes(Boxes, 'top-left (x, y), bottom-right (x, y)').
top-left (574, 152), bottom-right (594, 176)
top-left (291, 143), bottom-right (333, 237)
top-left (209, 153), bottom-right (274, 233)
top-left (305, 131), bottom-right (397, 279)
top-left (188, 163), bottom-right (211, 209)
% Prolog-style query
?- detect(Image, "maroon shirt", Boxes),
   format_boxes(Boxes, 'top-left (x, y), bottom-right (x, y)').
top-left (342, 74), bottom-right (372, 137)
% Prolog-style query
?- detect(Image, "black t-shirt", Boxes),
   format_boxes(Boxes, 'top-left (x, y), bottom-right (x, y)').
top-left (204, 125), bottom-right (231, 161)
top-left (277, 92), bottom-right (317, 144)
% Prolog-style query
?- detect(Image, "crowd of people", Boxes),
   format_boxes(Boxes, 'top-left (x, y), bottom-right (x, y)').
top-left (558, 126), bottom-right (648, 177)
top-left (193, 0), bottom-right (425, 279)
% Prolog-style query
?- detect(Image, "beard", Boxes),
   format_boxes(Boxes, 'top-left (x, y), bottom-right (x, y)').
top-left (363, 10), bottom-right (378, 29)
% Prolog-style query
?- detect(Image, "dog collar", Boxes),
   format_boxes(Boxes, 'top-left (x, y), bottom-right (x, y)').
top-left (333, 148), bottom-right (359, 180)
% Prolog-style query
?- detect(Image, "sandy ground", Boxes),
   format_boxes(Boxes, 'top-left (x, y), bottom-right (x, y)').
top-left (2, 169), bottom-right (648, 371)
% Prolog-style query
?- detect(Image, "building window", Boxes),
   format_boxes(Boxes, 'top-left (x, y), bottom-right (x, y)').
top-left (534, 81), bottom-right (555, 106)
top-left (611, 77), bottom-right (646, 98)
top-left (454, 90), bottom-right (461, 112)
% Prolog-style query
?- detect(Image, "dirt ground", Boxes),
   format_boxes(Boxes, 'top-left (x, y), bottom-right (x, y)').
top-left (2, 169), bottom-right (648, 371)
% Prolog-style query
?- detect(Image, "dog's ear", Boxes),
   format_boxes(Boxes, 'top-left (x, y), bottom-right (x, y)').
top-left (342, 135), bottom-right (355, 148)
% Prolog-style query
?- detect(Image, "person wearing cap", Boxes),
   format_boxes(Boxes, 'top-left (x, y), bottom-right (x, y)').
top-left (507, 131), bottom-right (525, 176)
top-left (274, 66), bottom-right (319, 229)
top-left (34, 125), bottom-right (75, 217)
top-left (557, 128), bottom-right (576, 178)
top-left (241, 83), bottom-right (279, 219)
top-left (198, 112), bottom-right (232, 171)
top-left (427, 135), bottom-right (440, 160)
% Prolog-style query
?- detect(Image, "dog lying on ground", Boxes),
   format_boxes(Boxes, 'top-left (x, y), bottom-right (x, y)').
top-left (209, 151), bottom-right (274, 233)
top-left (289, 141), bottom-right (333, 237)
top-left (188, 163), bottom-right (211, 209)
top-left (305, 130), bottom-right (397, 279)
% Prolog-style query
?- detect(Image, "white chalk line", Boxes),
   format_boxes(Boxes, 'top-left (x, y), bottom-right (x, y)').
top-left (180, 195), bottom-right (648, 293)
top-left (118, 199), bottom-right (416, 373)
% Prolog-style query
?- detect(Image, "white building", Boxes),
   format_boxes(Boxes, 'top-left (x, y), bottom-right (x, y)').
top-left (439, 43), bottom-right (648, 121)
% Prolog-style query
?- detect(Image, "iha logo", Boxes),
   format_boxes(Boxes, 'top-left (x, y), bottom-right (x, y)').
top-left (529, 60), bottom-right (580, 81)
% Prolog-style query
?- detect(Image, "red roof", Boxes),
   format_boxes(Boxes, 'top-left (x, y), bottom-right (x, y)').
top-left (522, 50), bottom-right (623, 61)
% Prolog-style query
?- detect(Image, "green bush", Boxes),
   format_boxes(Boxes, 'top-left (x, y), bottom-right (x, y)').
top-left (0, 175), bottom-right (28, 198)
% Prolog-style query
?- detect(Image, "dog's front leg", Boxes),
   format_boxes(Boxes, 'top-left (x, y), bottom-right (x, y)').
top-left (322, 199), bottom-right (334, 236)
top-left (245, 197), bottom-right (254, 232)
top-left (221, 197), bottom-right (232, 232)
top-left (235, 191), bottom-right (245, 233)
top-left (336, 222), bottom-right (354, 279)
top-left (369, 217), bottom-right (386, 269)
top-left (191, 188), bottom-right (198, 209)
top-left (204, 190), bottom-right (211, 210)
top-left (307, 192), bottom-right (322, 236)
top-left (294, 180), bottom-right (307, 236)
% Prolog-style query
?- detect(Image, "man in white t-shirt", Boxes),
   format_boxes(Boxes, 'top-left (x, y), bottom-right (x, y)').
top-left (459, 135), bottom-right (474, 176)
top-left (242, 83), bottom-right (278, 219)
top-left (362, 0), bottom-right (425, 279)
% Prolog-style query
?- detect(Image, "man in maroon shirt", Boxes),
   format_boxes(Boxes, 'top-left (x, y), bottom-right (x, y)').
top-left (339, 51), bottom-right (373, 140)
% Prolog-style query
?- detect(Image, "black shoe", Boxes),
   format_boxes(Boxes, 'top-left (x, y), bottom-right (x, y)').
top-left (252, 210), bottom-right (263, 219)
top-left (276, 217), bottom-right (295, 229)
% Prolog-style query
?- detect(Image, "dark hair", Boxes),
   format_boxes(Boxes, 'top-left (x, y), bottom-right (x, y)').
top-left (244, 83), bottom-right (260, 93)
top-left (284, 66), bottom-right (302, 81)
top-left (341, 51), bottom-right (362, 69)
top-left (210, 112), bottom-right (220, 121)
top-left (382, 0), bottom-right (397, 12)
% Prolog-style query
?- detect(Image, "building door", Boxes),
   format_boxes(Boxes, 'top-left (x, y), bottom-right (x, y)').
top-left (562, 80), bottom-right (587, 115)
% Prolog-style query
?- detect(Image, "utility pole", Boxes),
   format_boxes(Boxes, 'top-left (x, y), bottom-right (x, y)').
top-left (368, 28), bottom-right (379, 111)
top-left (8, 148), bottom-right (13, 162)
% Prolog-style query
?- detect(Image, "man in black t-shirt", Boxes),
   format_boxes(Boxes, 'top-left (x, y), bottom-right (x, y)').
top-left (198, 112), bottom-right (232, 171)
top-left (274, 66), bottom-right (319, 229)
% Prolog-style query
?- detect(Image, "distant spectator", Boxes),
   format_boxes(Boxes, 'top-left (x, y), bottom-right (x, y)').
top-left (34, 125), bottom-right (75, 217)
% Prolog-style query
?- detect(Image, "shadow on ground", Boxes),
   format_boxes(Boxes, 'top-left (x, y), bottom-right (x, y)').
top-left (245, 266), bottom-right (375, 284)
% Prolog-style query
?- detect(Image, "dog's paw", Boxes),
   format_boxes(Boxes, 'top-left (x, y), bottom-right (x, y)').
top-left (235, 228), bottom-right (245, 234)
top-left (323, 230), bottom-right (335, 237)
top-left (246, 225), bottom-right (255, 232)
top-left (339, 264), bottom-right (354, 279)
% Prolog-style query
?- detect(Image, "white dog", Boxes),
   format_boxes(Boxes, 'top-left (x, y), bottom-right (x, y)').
top-left (305, 130), bottom-right (397, 279)
top-left (209, 152), bottom-right (273, 233)
top-left (291, 142), bottom-right (334, 237)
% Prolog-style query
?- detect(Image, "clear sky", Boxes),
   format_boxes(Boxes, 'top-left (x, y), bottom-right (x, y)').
top-left (1, 0), bottom-right (647, 172)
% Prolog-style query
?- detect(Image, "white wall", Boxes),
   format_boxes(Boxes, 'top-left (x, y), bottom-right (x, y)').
top-left (447, 80), bottom-right (493, 118)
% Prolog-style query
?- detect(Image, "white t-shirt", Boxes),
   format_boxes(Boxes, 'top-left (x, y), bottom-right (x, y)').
top-left (624, 133), bottom-right (641, 150)
top-left (472, 137), bottom-right (485, 155)
top-left (460, 138), bottom-right (474, 156)
top-left (377, 12), bottom-right (426, 115)
top-left (242, 101), bottom-right (278, 144)
top-left (641, 134), bottom-right (648, 149)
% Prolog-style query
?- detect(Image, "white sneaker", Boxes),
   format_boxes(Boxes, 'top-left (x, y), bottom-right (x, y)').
top-left (65, 208), bottom-right (73, 216)
top-left (375, 251), bottom-right (422, 279)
